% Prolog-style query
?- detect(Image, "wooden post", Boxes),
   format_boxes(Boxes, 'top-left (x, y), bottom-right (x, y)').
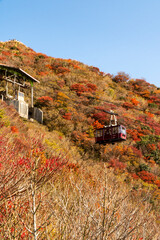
top-left (31, 83), bottom-right (34, 107)
top-left (6, 81), bottom-right (8, 97)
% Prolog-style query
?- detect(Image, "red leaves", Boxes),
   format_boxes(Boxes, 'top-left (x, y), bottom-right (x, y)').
top-left (122, 102), bottom-right (134, 109)
top-left (21, 231), bottom-right (26, 238)
top-left (36, 96), bottom-right (53, 107)
top-left (70, 83), bottom-right (87, 95)
top-left (138, 171), bottom-right (157, 184)
top-left (86, 83), bottom-right (97, 91)
top-left (131, 173), bottom-right (139, 180)
top-left (155, 180), bottom-right (160, 188)
top-left (70, 82), bottom-right (97, 95)
top-left (130, 146), bottom-right (143, 158)
top-left (38, 156), bottom-right (65, 174)
top-left (147, 144), bottom-right (156, 151)
top-left (48, 60), bottom-right (71, 75)
top-left (108, 158), bottom-right (126, 171)
top-left (62, 112), bottom-right (72, 120)
top-left (113, 72), bottom-right (130, 83)
top-left (89, 66), bottom-right (100, 74)
top-left (92, 112), bottom-right (108, 124)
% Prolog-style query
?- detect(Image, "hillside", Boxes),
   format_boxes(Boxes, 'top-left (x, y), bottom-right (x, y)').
top-left (0, 40), bottom-right (160, 239)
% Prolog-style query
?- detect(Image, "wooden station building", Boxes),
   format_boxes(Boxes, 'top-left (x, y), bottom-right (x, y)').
top-left (0, 64), bottom-right (43, 123)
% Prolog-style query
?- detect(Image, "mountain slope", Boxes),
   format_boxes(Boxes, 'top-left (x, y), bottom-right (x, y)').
top-left (0, 40), bottom-right (160, 238)
top-left (0, 100), bottom-right (159, 239)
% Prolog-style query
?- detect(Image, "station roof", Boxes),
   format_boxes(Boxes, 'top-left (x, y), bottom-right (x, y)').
top-left (0, 64), bottom-right (39, 83)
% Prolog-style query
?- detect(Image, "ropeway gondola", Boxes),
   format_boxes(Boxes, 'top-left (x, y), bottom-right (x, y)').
top-left (95, 110), bottom-right (126, 144)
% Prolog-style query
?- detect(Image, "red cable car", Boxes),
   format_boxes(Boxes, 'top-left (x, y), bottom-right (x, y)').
top-left (95, 110), bottom-right (126, 144)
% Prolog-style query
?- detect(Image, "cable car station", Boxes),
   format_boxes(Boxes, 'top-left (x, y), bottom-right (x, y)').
top-left (0, 64), bottom-right (43, 124)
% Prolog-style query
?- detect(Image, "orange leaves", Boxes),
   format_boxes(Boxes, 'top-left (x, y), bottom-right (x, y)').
top-left (11, 126), bottom-right (19, 133)
top-left (38, 71), bottom-right (49, 76)
top-left (56, 66), bottom-right (71, 75)
top-left (73, 64), bottom-right (81, 69)
top-left (139, 90), bottom-right (150, 99)
top-left (92, 120), bottom-right (104, 129)
top-left (66, 162), bottom-right (79, 172)
top-left (1, 51), bottom-right (11, 56)
top-left (131, 98), bottom-right (139, 106)
top-left (146, 112), bottom-right (154, 118)
top-left (46, 64), bottom-right (52, 69)
top-left (127, 129), bottom-right (143, 142)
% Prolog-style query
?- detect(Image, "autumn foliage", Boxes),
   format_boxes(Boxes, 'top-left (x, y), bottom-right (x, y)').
top-left (35, 96), bottom-right (53, 107)
top-left (0, 40), bottom-right (160, 238)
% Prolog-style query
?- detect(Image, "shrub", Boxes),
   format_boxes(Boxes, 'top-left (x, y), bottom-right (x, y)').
top-left (35, 96), bottom-right (53, 108)
top-left (122, 102), bottom-right (134, 109)
top-left (62, 113), bottom-right (72, 120)
top-left (112, 72), bottom-right (130, 83)
top-left (108, 158), bottom-right (126, 171)
top-left (138, 171), bottom-right (157, 184)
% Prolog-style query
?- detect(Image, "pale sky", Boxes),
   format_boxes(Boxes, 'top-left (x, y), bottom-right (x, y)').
top-left (1, 0), bottom-right (160, 87)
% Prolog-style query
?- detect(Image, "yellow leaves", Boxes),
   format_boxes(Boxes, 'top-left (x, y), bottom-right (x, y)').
top-left (86, 126), bottom-right (94, 138)
top-left (67, 106), bottom-right (76, 113)
top-left (55, 92), bottom-right (70, 108)
top-left (108, 88), bottom-right (115, 97)
top-left (57, 91), bottom-right (70, 100)
top-left (132, 161), bottom-right (139, 168)
top-left (141, 181), bottom-right (156, 190)
top-left (45, 139), bottom-right (62, 154)
top-left (46, 224), bottom-right (57, 238)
